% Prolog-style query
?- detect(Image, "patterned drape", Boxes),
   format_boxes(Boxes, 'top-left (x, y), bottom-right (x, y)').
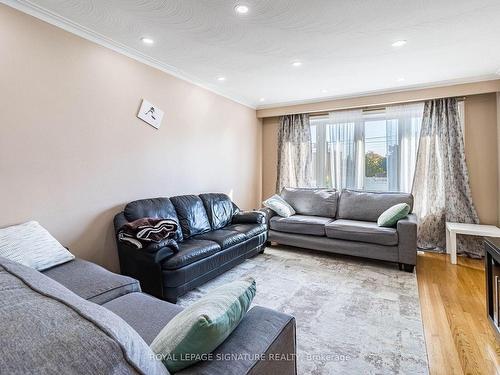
top-left (276, 114), bottom-right (312, 193)
top-left (411, 98), bottom-right (482, 256)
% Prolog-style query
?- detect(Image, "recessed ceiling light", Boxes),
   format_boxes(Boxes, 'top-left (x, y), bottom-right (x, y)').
top-left (141, 37), bottom-right (154, 45)
top-left (392, 40), bottom-right (407, 47)
top-left (259, 98), bottom-right (265, 102)
top-left (234, 5), bottom-right (249, 14)
top-left (217, 76), bottom-right (226, 81)
top-left (397, 77), bottom-right (405, 82)
top-left (321, 89), bottom-right (328, 94)
top-left (291, 61), bottom-right (302, 67)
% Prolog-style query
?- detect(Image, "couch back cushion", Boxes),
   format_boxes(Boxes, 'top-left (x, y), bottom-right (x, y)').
top-left (170, 195), bottom-right (212, 238)
top-left (199, 193), bottom-right (236, 231)
top-left (337, 189), bottom-right (414, 222)
top-left (124, 198), bottom-right (183, 241)
top-left (0, 257), bottom-right (169, 375)
top-left (281, 188), bottom-right (339, 218)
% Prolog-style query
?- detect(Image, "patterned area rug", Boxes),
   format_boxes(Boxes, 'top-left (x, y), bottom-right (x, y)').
top-left (178, 246), bottom-right (428, 374)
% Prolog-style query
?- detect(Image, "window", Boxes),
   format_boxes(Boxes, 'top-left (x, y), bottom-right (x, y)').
top-left (310, 102), bottom-right (425, 192)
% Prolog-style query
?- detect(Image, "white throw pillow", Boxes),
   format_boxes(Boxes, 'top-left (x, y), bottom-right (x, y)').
top-left (263, 194), bottom-right (296, 217)
top-left (0, 221), bottom-right (75, 271)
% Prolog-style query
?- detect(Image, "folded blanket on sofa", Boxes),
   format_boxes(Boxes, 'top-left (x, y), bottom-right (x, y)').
top-left (118, 218), bottom-right (178, 250)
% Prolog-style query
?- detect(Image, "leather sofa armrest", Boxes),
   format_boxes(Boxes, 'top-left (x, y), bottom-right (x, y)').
top-left (397, 213), bottom-right (417, 266)
top-left (115, 241), bottom-right (168, 300)
top-left (114, 211), bottom-right (173, 300)
top-left (259, 207), bottom-right (277, 226)
top-left (113, 212), bottom-right (128, 235)
top-left (232, 211), bottom-right (266, 225)
top-left (118, 240), bottom-right (176, 264)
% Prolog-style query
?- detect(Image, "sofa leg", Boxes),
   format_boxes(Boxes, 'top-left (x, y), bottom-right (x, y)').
top-left (402, 264), bottom-right (415, 273)
top-left (265, 240), bottom-right (272, 247)
top-left (398, 263), bottom-right (403, 271)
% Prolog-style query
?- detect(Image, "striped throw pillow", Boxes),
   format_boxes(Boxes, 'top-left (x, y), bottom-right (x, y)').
top-left (0, 221), bottom-right (75, 271)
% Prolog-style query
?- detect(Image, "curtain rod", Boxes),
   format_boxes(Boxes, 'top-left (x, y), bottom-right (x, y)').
top-left (309, 96), bottom-right (466, 116)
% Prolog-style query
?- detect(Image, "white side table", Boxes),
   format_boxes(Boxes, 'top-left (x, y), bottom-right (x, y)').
top-left (445, 222), bottom-right (500, 264)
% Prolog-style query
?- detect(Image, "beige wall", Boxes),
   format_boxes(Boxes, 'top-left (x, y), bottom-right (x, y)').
top-left (0, 5), bottom-right (262, 272)
top-left (464, 94), bottom-right (498, 225)
top-left (262, 94), bottom-right (499, 224)
top-left (497, 92), bottom-right (500, 226)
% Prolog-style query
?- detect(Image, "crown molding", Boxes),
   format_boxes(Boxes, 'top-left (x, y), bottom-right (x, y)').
top-left (257, 76), bottom-right (500, 118)
top-left (2, 0), bottom-right (256, 109)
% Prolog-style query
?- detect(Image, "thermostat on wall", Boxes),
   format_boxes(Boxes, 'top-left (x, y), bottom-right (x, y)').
top-left (137, 99), bottom-right (164, 129)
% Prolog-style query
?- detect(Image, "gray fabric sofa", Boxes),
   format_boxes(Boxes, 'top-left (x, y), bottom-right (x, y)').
top-left (1, 256), bottom-right (296, 374)
top-left (264, 188), bottom-right (417, 272)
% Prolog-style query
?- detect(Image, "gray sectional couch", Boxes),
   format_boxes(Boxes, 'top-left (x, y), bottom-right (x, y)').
top-left (1, 255), bottom-right (296, 374)
top-left (264, 188), bottom-right (417, 272)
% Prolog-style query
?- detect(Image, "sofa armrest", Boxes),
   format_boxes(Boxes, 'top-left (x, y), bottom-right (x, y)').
top-left (259, 207), bottom-right (277, 226)
top-left (397, 213), bottom-right (418, 266)
top-left (114, 212), bottom-right (172, 299)
top-left (177, 306), bottom-right (296, 375)
top-left (232, 211), bottom-right (266, 225)
top-left (114, 211), bottom-right (128, 235)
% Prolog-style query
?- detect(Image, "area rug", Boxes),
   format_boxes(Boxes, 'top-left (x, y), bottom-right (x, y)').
top-left (178, 246), bottom-right (429, 374)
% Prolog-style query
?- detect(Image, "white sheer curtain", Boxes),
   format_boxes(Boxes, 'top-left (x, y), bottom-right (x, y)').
top-left (311, 102), bottom-right (424, 192)
top-left (326, 109), bottom-right (364, 190)
top-left (386, 102), bottom-right (424, 192)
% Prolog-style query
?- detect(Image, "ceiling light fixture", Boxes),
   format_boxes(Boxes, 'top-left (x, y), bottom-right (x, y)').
top-left (217, 76), bottom-right (226, 81)
top-left (397, 77), bottom-right (405, 82)
top-left (141, 37), bottom-right (154, 45)
top-left (259, 98), bottom-right (265, 102)
top-left (291, 61), bottom-right (302, 67)
top-left (321, 89), bottom-right (328, 94)
top-left (392, 40), bottom-right (407, 47)
top-left (234, 5), bottom-right (249, 14)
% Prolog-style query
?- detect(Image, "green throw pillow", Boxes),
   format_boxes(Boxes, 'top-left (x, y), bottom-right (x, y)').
top-left (377, 203), bottom-right (411, 227)
top-left (151, 277), bottom-right (256, 372)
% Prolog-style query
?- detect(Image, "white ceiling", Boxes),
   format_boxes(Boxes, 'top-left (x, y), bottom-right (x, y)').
top-left (9, 0), bottom-right (500, 108)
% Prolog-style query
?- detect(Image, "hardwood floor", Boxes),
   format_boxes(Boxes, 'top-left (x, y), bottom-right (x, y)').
top-left (417, 252), bottom-right (500, 374)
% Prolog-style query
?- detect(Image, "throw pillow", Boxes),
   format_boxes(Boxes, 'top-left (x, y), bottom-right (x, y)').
top-left (263, 194), bottom-right (296, 217)
top-left (151, 277), bottom-right (256, 372)
top-left (0, 221), bottom-right (75, 271)
top-left (377, 203), bottom-right (411, 227)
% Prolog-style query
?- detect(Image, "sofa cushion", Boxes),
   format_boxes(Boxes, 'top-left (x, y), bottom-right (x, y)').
top-left (325, 219), bottom-right (399, 246)
top-left (42, 258), bottom-right (141, 305)
top-left (194, 229), bottom-right (247, 249)
top-left (225, 223), bottom-right (267, 239)
top-left (0, 257), bottom-right (169, 375)
top-left (124, 198), bottom-right (183, 241)
top-left (170, 195), bottom-right (212, 238)
top-left (281, 188), bottom-right (339, 218)
top-left (338, 189), bottom-right (414, 222)
top-left (199, 193), bottom-right (235, 231)
top-left (161, 239), bottom-right (220, 270)
top-left (104, 292), bottom-right (183, 345)
top-left (269, 215), bottom-right (333, 236)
